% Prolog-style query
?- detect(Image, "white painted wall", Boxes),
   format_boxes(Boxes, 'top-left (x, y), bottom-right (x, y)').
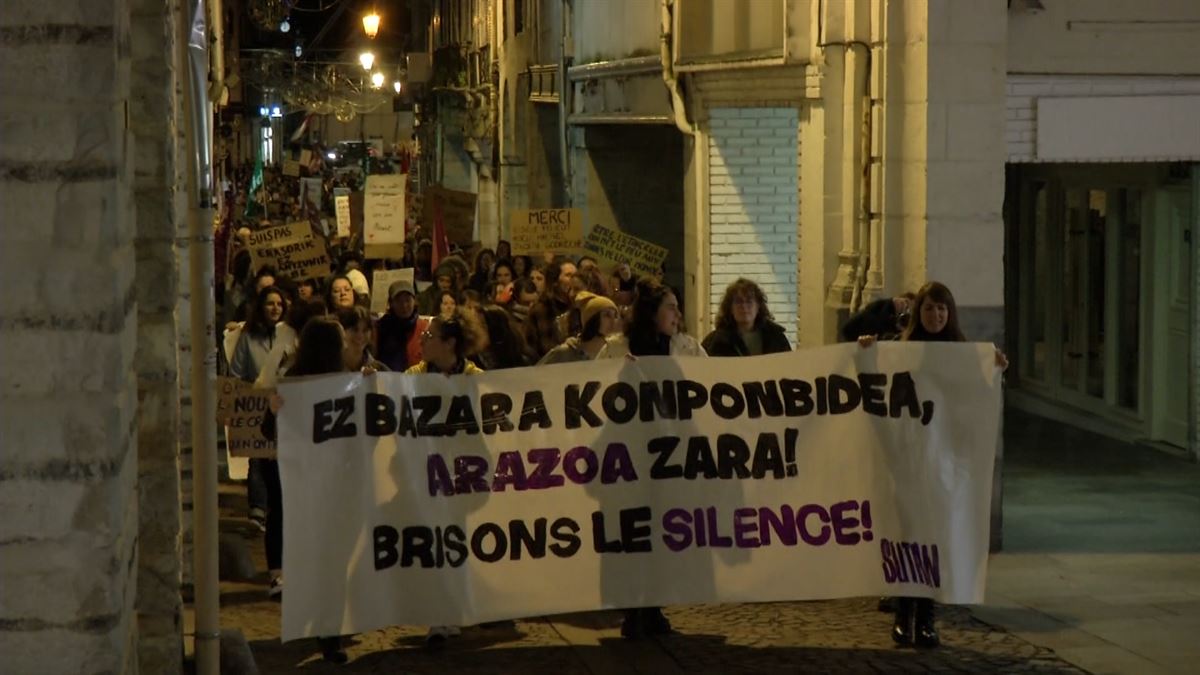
top-left (1008, 0), bottom-right (1200, 75)
top-left (708, 108), bottom-right (799, 345)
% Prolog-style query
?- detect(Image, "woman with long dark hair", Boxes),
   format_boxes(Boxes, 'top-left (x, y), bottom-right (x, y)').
top-left (229, 285), bottom-right (288, 383)
top-left (860, 281), bottom-right (1007, 648)
top-left (263, 317), bottom-right (355, 663)
top-left (597, 280), bottom-right (705, 360)
top-left (468, 247), bottom-right (496, 294)
top-left (702, 278), bottom-right (792, 356)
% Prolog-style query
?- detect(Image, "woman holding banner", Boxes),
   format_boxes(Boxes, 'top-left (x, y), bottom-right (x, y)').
top-left (596, 280), bottom-right (704, 638)
top-left (263, 317), bottom-right (357, 663)
top-left (859, 281), bottom-right (1007, 648)
top-left (702, 278), bottom-right (793, 357)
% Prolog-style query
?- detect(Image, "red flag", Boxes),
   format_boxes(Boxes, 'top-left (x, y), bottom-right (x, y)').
top-left (431, 199), bottom-right (450, 269)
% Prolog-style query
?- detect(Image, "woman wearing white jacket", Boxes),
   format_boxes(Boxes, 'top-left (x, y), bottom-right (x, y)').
top-left (596, 279), bottom-right (706, 361)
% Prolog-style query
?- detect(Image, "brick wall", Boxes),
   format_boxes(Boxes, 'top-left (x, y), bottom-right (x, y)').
top-left (707, 108), bottom-right (799, 345)
top-left (1006, 75), bottom-right (1200, 162)
top-left (0, 1), bottom-right (140, 671)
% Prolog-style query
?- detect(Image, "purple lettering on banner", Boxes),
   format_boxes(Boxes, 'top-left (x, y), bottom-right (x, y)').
top-left (860, 500), bottom-right (874, 541)
top-left (562, 446), bottom-right (598, 484)
top-left (427, 454), bottom-right (455, 496)
top-left (526, 448), bottom-right (565, 489)
top-left (492, 451), bottom-right (529, 492)
top-left (454, 455), bottom-right (490, 494)
top-left (831, 500), bottom-right (863, 545)
top-left (704, 506), bottom-right (734, 548)
top-left (733, 508), bottom-right (760, 548)
top-left (798, 504), bottom-right (831, 545)
top-left (661, 508), bottom-right (692, 552)
top-left (758, 506), bottom-right (798, 546)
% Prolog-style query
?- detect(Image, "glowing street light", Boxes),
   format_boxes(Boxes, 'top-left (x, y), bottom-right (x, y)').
top-left (362, 11), bottom-right (381, 39)
top-left (371, 71), bottom-right (385, 89)
top-left (392, 80), bottom-right (402, 94)
top-left (359, 51), bottom-right (375, 71)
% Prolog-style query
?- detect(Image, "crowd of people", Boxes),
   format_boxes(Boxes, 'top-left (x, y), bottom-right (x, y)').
top-left (215, 154), bottom-right (1007, 663)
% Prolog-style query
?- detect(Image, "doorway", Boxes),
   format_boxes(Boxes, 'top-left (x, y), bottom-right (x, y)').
top-left (1007, 163), bottom-right (1193, 448)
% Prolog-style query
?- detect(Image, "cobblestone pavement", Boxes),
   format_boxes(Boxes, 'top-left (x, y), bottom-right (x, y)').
top-left (216, 488), bottom-right (1087, 674)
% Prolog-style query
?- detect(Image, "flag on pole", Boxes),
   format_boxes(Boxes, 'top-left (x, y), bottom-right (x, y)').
top-left (289, 113), bottom-right (314, 144)
top-left (243, 153), bottom-right (264, 218)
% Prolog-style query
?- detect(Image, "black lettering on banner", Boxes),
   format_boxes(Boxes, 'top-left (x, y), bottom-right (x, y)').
top-left (313, 396), bottom-right (356, 443)
top-left (509, 518), bottom-right (548, 560)
top-left (373, 525), bottom-right (399, 570)
top-left (781, 378), bottom-right (814, 416)
top-left (710, 382), bottom-right (745, 419)
top-left (751, 432), bottom-right (785, 479)
top-left (677, 379), bottom-right (708, 420)
top-left (564, 382), bottom-right (603, 429)
top-left (648, 436), bottom-right (683, 479)
top-left (684, 436), bottom-right (718, 479)
top-left (518, 390), bottom-right (553, 431)
top-left (444, 525), bottom-right (468, 567)
top-left (620, 506), bottom-right (653, 553)
top-left (743, 381), bottom-right (783, 418)
top-left (858, 373), bottom-right (888, 416)
top-left (397, 396), bottom-right (417, 437)
top-left (716, 434), bottom-right (751, 479)
top-left (472, 523), bottom-right (508, 563)
top-left (601, 382), bottom-right (637, 424)
top-left (480, 392), bottom-right (515, 433)
top-left (639, 381), bottom-right (677, 421)
top-left (401, 526), bottom-right (435, 568)
top-left (413, 396), bottom-right (443, 436)
top-left (828, 374), bottom-right (861, 415)
top-left (816, 377), bottom-right (828, 415)
top-left (549, 517), bottom-right (581, 557)
top-left (889, 371), bottom-right (922, 420)
top-left (442, 395), bottom-right (479, 435)
top-left (365, 393), bottom-right (396, 436)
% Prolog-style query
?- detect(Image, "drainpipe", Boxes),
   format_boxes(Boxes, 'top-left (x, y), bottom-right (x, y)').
top-left (559, 0), bottom-right (573, 203)
top-left (184, 1), bottom-right (219, 674)
top-left (660, 0), bottom-right (693, 136)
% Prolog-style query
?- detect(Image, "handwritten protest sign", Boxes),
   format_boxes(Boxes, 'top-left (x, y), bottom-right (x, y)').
top-left (277, 342), bottom-right (1002, 640)
top-left (283, 159), bottom-right (301, 177)
top-left (364, 175), bottom-right (406, 259)
top-left (247, 222), bottom-right (331, 281)
top-left (583, 224), bottom-right (669, 277)
top-left (370, 268), bottom-right (415, 315)
top-left (422, 186), bottom-right (477, 245)
top-left (335, 195), bottom-right (352, 238)
top-left (300, 149), bottom-right (313, 167)
top-left (216, 377), bottom-right (276, 458)
top-left (511, 209), bottom-right (583, 255)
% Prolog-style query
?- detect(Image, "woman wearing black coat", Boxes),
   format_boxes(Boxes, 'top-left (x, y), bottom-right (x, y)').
top-left (701, 278), bottom-right (792, 356)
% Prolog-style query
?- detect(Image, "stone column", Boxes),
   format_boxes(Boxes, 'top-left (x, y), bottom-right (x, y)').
top-left (0, 1), bottom-right (140, 672)
top-left (130, 0), bottom-right (185, 670)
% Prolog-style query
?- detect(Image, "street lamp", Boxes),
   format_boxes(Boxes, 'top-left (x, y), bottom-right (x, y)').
top-left (392, 80), bottom-right (402, 94)
top-left (362, 10), bottom-right (381, 38)
top-left (359, 51), bottom-right (375, 71)
top-left (371, 71), bottom-right (385, 89)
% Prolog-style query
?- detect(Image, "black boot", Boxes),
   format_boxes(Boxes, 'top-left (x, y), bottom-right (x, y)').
top-left (877, 596), bottom-right (895, 613)
top-left (891, 597), bottom-right (914, 645)
top-left (318, 636), bottom-right (348, 664)
top-left (914, 599), bottom-right (939, 648)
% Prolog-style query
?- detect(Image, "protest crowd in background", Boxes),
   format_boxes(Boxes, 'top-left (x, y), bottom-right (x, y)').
top-left (213, 143), bottom-right (1004, 664)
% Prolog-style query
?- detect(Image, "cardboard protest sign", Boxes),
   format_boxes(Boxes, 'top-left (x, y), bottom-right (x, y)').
top-left (364, 175), bottom-right (406, 258)
top-left (582, 224), bottom-right (669, 277)
top-left (300, 149), bottom-right (313, 167)
top-left (335, 194), bottom-right (352, 238)
top-left (422, 186), bottom-right (477, 245)
top-left (369, 268), bottom-right (416, 315)
top-left (216, 377), bottom-right (276, 458)
top-left (247, 222), bottom-right (331, 281)
top-left (283, 159), bottom-right (301, 177)
top-left (511, 209), bottom-right (583, 255)
top-left (277, 342), bottom-right (1003, 640)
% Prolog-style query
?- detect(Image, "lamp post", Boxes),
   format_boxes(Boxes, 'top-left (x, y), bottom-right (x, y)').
top-left (359, 51), bottom-right (375, 71)
top-left (362, 10), bottom-right (381, 38)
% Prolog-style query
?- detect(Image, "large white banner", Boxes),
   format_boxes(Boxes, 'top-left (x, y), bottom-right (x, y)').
top-left (277, 343), bottom-right (1002, 641)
